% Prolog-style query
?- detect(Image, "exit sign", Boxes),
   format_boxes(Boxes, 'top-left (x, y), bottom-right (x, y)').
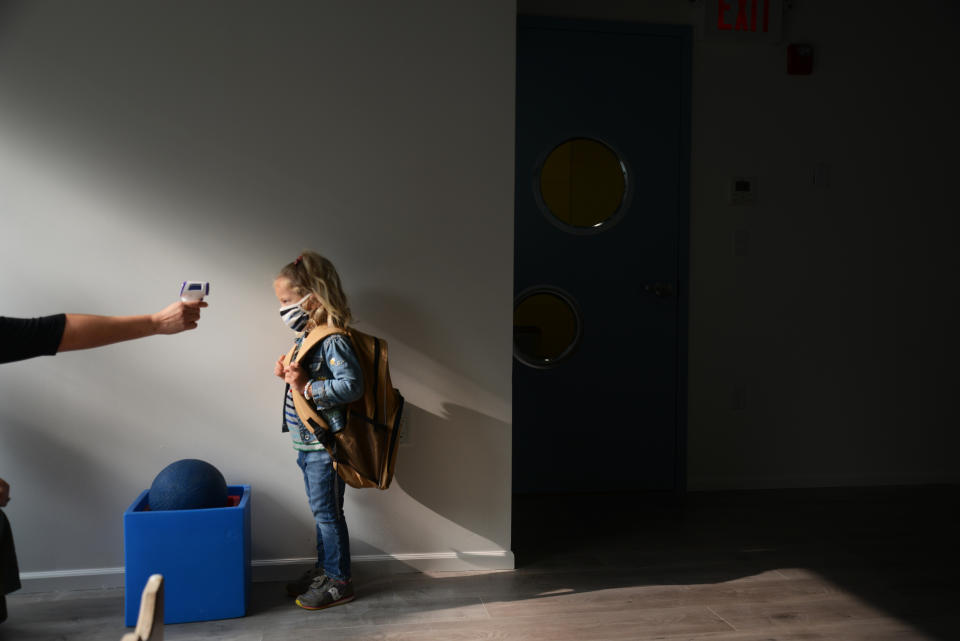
top-left (704, 0), bottom-right (784, 43)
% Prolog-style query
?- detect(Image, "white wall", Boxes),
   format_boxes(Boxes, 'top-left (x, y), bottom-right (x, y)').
top-left (520, 0), bottom-right (960, 489)
top-left (0, 0), bottom-right (516, 589)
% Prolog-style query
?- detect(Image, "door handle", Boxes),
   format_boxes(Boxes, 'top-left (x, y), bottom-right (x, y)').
top-left (642, 282), bottom-right (675, 298)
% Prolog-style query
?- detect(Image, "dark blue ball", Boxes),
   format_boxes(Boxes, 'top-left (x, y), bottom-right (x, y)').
top-left (148, 459), bottom-right (228, 511)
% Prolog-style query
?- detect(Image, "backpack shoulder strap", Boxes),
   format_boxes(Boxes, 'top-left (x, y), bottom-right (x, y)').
top-left (284, 326), bottom-right (349, 367)
top-left (283, 325), bottom-right (350, 436)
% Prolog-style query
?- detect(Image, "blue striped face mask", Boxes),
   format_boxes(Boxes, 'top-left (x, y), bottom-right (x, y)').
top-left (279, 294), bottom-right (312, 331)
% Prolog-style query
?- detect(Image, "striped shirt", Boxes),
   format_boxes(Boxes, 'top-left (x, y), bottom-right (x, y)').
top-left (281, 332), bottom-right (364, 452)
top-left (285, 387), bottom-right (325, 451)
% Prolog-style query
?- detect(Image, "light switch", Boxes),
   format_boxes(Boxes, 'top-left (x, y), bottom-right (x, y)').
top-left (729, 177), bottom-right (756, 205)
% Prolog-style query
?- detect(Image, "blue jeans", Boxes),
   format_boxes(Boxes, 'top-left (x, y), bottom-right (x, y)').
top-left (296, 450), bottom-right (351, 581)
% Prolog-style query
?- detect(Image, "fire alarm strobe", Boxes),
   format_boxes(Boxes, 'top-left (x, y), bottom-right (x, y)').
top-left (729, 177), bottom-right (756, 206)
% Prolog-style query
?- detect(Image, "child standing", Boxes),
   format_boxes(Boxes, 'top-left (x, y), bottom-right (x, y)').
top-left (273, 251), bottom-right (363, 610)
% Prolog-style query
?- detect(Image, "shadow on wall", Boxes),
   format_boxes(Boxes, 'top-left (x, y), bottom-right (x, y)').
top-left (0, 416), bottom-right (129, 572)
top-left (0, 407), bottom-right (328, 575)
top-left (350, 289), bottom-right (504, 403)
top-left (0, 0), bottom-right (514, 576)
top-left (0, 0), bottom-right (513, 286)
top-left (392, 402), bottom-right (510, 548)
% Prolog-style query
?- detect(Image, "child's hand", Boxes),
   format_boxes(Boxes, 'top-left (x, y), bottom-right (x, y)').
top-left (274, 355), bottom-right (287, 379)
top-left (284, 361), bottom-right (309, 391)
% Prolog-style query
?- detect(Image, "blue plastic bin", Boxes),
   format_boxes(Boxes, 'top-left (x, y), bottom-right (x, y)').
top-left (123, 484), bottom-right (251, 625)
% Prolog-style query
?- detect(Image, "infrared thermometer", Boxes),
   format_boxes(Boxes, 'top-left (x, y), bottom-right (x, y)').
top-left (179, 281), bottom-right (210, 302)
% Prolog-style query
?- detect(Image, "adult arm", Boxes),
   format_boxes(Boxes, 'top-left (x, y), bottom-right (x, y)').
top-left (58, 301), bottom-right (207, 352)
top-left (1, 301), bottom-right (207, 363)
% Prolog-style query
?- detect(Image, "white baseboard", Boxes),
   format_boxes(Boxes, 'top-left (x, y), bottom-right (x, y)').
top-left (16, 566), bottom-right (126, 593)
top-left (253, 550), bottom-right (515, 582)
top-left (16, 550), bottom-right (515, 594)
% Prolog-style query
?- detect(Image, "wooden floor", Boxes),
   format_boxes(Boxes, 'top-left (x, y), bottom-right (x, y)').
top-left (3, 485), bottom-right (959, 640)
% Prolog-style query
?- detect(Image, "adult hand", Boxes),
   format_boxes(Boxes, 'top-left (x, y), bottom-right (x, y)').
top-left (0, 477), bottom-right (10, 507)
top-left (284, 361), bottom-right (309, 392)
top-left (274, 354), bottom-right (287, 379)
top-left (151, 301), bottom-right (208, 334)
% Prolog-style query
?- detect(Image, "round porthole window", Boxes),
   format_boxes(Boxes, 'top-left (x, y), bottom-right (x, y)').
top-left (537, 137), bottom-right (628, 231)
top-left (513, 288), bottom-right (581, 368)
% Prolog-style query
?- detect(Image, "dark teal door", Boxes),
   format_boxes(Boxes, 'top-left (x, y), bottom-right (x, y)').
top-left (513, 18), bottom-right (690, 493)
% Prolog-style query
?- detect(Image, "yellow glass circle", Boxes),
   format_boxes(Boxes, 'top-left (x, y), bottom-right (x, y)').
top-left (539, 138), bottom-right (626, 228)
top-left (514, 292), bottom-right (579, 365)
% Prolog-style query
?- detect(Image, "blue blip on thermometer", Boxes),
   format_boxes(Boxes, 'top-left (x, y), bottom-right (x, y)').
top-left (179, 281), bottom-right (210, 302)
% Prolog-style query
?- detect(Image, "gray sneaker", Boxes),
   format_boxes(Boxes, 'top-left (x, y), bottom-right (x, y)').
top-left (285, 567), bottom-right (324, 597)
top-left (295, 575), bottom-right (355, 610)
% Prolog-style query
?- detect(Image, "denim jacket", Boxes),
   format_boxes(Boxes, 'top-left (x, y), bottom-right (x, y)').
top-left (282, 333), bottom-right (364, 440)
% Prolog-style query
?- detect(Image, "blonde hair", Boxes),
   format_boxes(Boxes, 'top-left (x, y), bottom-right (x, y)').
top-left (277, 251), bottom-right (353, 330)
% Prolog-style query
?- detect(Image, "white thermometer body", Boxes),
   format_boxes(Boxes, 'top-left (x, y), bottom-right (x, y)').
top-left (180, 281), bottom-right (210, 302)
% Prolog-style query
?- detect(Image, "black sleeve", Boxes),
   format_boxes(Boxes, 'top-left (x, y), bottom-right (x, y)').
top-left (0, 314), bottom-right (67, 364)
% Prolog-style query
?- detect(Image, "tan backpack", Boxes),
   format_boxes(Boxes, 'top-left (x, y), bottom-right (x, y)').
top-left (285, 326), bottom-right (404, 489)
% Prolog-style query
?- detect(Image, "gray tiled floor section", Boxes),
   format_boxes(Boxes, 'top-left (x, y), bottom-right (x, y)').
top-left (3, 487), bottom-right (960, 641)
